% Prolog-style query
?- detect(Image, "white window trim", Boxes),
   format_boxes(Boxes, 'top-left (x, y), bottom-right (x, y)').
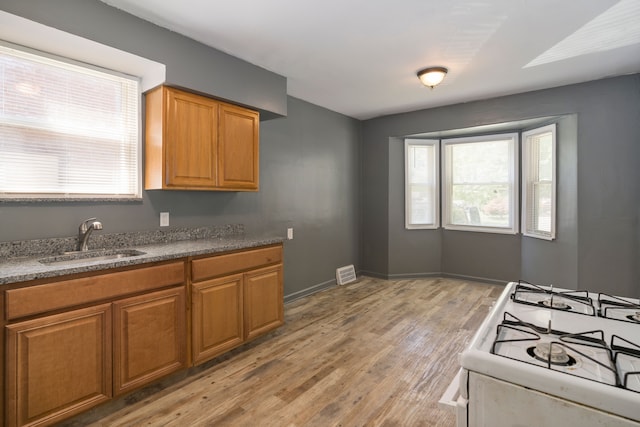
top-left (405, 139), bottom-right (439, 229)
top-left (442, 133), bottom-right (519, 235)
top-left (522, 124), bottom-right (557, 240)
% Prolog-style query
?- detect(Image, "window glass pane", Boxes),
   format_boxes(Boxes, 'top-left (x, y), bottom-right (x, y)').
top-left (444, 134), bottom-right (517, 234)
top-left (452, 140), bottom-right (510, 183)
top-left (405, 140), bottom-right (438, 229)
top-left (451, 183), bottom-right (510, 227)
top-left (523, 124), bottom-right (556, 240)
top-left (537, 133), bottom-right (553, 181)
top-left (0, 44), bottom-right (140, 199)
top-left (534, 182), bottom-right (552, 233)
top-left (409, 183), bottom-right (434, 224)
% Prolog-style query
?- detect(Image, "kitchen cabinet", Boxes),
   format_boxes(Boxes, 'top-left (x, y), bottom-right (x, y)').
top-left (218, 103), bottom-right (260, 190)
top-left (145, 85), bottom-right (259, 191)
top-left (244, 265), bottom-right (284, 341)
top-left (1, 242), bottom-right (283, 426)
top-left (5, 304), bottom-right (112, 427)
top-left (190, 245), bottom-right (283, 365)
top-left (113, 287), bottom-right (186, 396)
top-left (191, 274), bottom-right (244, 365)
top-left (3, 261), bottom-right (186, 427)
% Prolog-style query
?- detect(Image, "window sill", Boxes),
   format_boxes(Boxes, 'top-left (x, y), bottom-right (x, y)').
top-left (0, 197), bottom-right (143, 203)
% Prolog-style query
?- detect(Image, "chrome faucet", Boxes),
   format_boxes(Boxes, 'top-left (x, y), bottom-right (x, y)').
top-left (78, 217), bottom-right (103, 251)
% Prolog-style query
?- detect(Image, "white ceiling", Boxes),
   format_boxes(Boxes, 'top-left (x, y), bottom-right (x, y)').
top-left (101, 0), bottom-right (640, 120)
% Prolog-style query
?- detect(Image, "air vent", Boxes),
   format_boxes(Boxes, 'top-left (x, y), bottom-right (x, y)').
top-left (336, 265), bottom-right (357, 285)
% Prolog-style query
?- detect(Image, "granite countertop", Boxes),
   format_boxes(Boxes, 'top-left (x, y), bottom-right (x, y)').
top-left (0, 225), bottom-right (284, 286)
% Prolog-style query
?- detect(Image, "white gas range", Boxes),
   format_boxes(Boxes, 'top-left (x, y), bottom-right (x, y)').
top-left (440, 281), bottom-right (640, 427)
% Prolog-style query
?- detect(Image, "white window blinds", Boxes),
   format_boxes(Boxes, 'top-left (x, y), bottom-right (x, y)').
top-left (522, 124), bottom-right (556, 240)
top-left (0, 43), bottom-right (140, 199)
top-left (405, 139), bottom-right (439, 229)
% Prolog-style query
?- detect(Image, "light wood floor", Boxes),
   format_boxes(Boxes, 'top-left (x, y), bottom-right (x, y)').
top-left (71, 276), bottom-right (503, 427)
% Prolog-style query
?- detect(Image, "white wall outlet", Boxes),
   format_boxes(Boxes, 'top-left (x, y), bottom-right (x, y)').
top-left (160, 212), bottom-right (170, 227)
top-left (287, 227), bottom-right (294, 240)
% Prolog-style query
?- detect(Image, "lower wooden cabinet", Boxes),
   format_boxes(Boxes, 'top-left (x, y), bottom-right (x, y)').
top-left (3, 261), bottom-right (187, 427)
top-left (191, 245), bottom-right (284, 365)
top-left (5, 304), bottom-right (112, 427)
top-left (244, 265), bottom-right (284, 341)
top-left (3, 245), bottom-right (283, 426)
top-left (191, 274), bottom-right (244, 365)
top-left (113, 287), bottom-right (186, 396)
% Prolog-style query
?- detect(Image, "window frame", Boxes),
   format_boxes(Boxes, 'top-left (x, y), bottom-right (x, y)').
top-left (0, 41), bottom-right (142, 201)
top-left (442, 133), bottom-right (519, 235)
top-left (404, 139), bottom-right (440, 229)
top-left (522, 124), bottom-right (557, 240)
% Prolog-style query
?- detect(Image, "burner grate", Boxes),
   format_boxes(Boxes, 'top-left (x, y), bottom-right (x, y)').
top-left (490, 312), bottom-right (632, 389)
top-left (598, 293), bottom-right (640, 324)
top-left (511, 281), bottom-right (596, 316)
top-left (612, 335), bottom-right (640, 392)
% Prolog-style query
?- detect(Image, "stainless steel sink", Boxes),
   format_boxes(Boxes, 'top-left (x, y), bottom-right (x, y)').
top-left (39, 249), bottom-right (146, 266)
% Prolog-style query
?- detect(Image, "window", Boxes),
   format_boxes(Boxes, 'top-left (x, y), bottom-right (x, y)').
top-left (405, 139), bottom-right (439, 229)
top-left (522, 124), bottom-right (556, 240)
top-left (442, 133), bottom-right (519, 234)
top-left (0, 43), bottom-right (140, 199)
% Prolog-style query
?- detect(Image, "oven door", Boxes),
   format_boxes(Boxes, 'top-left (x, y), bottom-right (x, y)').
top-left (438, 368), bottom-right (468, 427)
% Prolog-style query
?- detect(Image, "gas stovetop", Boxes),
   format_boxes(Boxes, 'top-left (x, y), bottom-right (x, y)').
top-left (460, 281), bottom-right (640, 422)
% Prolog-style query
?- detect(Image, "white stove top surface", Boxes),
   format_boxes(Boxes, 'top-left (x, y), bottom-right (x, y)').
top-left (460, 282), bottom-right (640, 422)
top-left (618, 352), bottom-right (640, 393)
top-left (492, 322), bottom-right (618, 385)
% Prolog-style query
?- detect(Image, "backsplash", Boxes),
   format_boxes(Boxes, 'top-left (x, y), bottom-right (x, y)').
top-left (0, 224), bottom-right (244, 259)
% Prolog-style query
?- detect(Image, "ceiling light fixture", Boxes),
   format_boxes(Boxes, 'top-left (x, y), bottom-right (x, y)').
top-left (417, 66), bottom-right (448, 89)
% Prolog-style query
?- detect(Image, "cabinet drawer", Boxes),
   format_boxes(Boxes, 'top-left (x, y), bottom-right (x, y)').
top-left (191, 245), bottom-right (282, 282)
top-left (5, 261), bottom-right (185, 320)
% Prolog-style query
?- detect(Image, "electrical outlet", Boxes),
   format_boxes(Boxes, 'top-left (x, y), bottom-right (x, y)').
top-left (160, 212), bottom-right (169, 227)
top-left (287, 228), bottom-right (294, 240)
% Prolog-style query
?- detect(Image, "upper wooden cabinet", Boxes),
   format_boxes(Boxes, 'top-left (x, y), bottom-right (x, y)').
top-left (145, 86), bottom-right (259, 191)
top-left (218, 103), bottom-right (260, 190)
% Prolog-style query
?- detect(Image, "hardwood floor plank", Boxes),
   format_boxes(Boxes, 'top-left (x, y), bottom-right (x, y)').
top-left (66, 276), bottom-right (502, 427)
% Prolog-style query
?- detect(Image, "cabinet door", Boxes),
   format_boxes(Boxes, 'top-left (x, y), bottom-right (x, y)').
top-left (6, 304), bottom-right (112, 427)
top-left (165, 88), bottom-right (219, 188)
top-left (244, 265), bottom-right (283, 341)
top-left (192, 274), bottom-right (244, 365)
top-left (113, 287), bottom-right (186, 396)
top-left (218, 103), bottom-right (259, 190)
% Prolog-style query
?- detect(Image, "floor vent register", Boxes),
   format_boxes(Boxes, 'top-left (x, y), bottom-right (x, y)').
top-left (336, 264), bottom-right (357, 285)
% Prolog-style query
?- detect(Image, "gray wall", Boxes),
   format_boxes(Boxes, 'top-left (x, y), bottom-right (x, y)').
top-left (0, 3), bottom-right (361, 298)
top-left (362, 75), bottom-right (640, 297)
top-left (260, 98), bottom-right (361, 299)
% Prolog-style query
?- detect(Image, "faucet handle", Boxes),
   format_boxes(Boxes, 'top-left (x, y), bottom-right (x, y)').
top-left (79, 217), bottom-right (98, 232)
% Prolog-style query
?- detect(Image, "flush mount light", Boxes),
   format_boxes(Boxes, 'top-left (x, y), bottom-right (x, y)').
top-left (417, 66), bottom-right (448, 89)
